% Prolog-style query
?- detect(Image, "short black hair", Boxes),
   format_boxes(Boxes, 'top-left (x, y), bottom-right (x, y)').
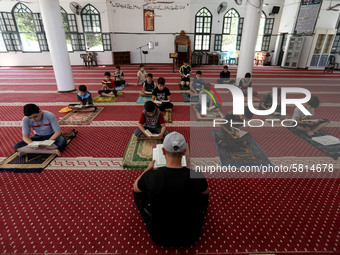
top-left (24, 104), bottom-right (40, 116)
top-left (116, 65), bottom-right (120, 70)
top-left (183, 59), bottom-right (188, 63)
top-left (223, 65), bottom-right (229, 69)
top-left (140, 64), bottom-right (145, 68)
top-left (308, 95), bottom-right (320, 108)
top-left (147, 73), bottom-right (153, 78)
top-left (158, 77), bottom-right (165, 85)
top-left (245, 73), bottom-right (251, 78)
top-left (244, 106), bottom-right (253, 120)
top-left (78, 85), bottom-right (87, 92)
top-left (145, 101), bottom-right (156, 112)
top-left (104, 71), bottom-right (111, 77)
top-left (196, 70), bottom-right (202, 75)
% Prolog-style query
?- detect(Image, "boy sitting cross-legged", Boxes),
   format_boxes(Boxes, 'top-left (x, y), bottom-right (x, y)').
top-left (152, 77), bottom-right (173, 112)
top-left (69, 85), bottom-right (97, 112)
top-left (141, 73), bottom-right (156, 97)
top-left (134, 101), bottom-right (168, 140)
top-left (293, 95), bottom-right (330, 136)
top-left (98, 71), bottom-right (117, 98)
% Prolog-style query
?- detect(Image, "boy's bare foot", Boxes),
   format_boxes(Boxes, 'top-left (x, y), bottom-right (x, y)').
top-left (307, 131), bottom-right (314, 136)
top-left (17, 151), bottom-right (26, 157)
top-left (53, 149), bottom-right (61, 156)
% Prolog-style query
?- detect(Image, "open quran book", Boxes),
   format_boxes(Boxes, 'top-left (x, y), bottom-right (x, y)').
top-left (28, 140), bottom-right (55, 148)
top-left (152, 144), bottom-right (187, 168)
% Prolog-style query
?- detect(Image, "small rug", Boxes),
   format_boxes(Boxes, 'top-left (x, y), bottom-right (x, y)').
top-left (163, 111), bottom-right (172, 123)
top-left (136, 95), bottom-right (152, 104)
top-left (211, 130), bottom-right (272, 168)
top-left (93, 92), bottom-right (124, 103)
top-left (123, 134), bottom-right (162, 170)
top-left (115, 83), bottom-right (128, 91)
top-left (181, 92), bottom-right (199, 103)
top-left (59, 107), bottom-right (103, 125)
top-left (0, 138), bottom-right (73, 173)
top-left (192, 105), bottom-right (224, 120)
top-left (286, 128), bottom-right (340, 160)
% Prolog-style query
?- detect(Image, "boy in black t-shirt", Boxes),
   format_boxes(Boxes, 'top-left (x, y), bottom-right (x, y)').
top-left (152, 77), bottom-right (173, 112)
top-left (217, 65), bottom-right (231, 84)
top-left (141, 73), bottom-right (156, 97)
top-left (133, 131), bottom-right (209, 247)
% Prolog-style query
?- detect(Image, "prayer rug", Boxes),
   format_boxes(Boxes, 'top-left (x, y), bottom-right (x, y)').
top-left (181, 92), bottom-right (199, 103)
top-left (286, 128), bottom-right (340, 160)
top-left (211, 129), bottom-right (272, 168)
top-left (163, 111), bottom-right (173, 123)
top-left (192, 105), bottom-right (224, 120)
top-left (136, 95), bottom-right (152, 104)
top-left (0, 139), bottom-right (73, 173)
top-left (59, 107), bottom-right (103, 125)
top-left (92, 92), bottom-right (124, 103)
top-left (122, 134), bottom-right (162, 170)
top-left (115, 83), bottom-right (128, 91)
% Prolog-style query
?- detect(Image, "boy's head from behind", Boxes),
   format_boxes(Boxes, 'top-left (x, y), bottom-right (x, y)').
top-left (24, 103), bottom-right (42, 122)
top-left (157, 77), bottom-right (166, 90)
top-left (145, 101), bottom-right (157, 116)
top-left (244, 72), bottom-right (251, 81)
top-left (308, 95), bottom-right (320, 109)
top-left (78, 84), bottom-right (87, 96)
top-left (147, 73), bottom-right (153, 82)
top-left (196, 70), bottom-right (202, 79)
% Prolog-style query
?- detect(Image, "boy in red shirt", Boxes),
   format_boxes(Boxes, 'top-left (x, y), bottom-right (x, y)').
top-left (98, 71), bottom-right (117, 97)
top-left (134, 101), bottom-right (168, 140)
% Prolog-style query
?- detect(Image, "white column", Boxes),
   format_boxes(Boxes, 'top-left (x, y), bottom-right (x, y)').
top-left (236, 0), bottom-right (263, 79)
top-left (38, 0), bottom-right (75, 92)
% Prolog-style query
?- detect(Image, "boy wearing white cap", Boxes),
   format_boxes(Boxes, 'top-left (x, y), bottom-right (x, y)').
top-left (133, 132), bottom-right (209, 247)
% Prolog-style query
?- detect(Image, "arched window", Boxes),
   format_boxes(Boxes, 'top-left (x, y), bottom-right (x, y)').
top-left (194, 8), bottom-right (212, 51)
top-left (81, 4), bottom-right (103, 51)
top-left (12, 3), bottom-right (40, 51)
top-left (81, 4), bottom-right (101, 33)
top-left (61, 7), bottom-right (80, 51)
top-left (221, 8), bottom-right (240, 52)
top-left (255, 11), bottom-right (266, 51)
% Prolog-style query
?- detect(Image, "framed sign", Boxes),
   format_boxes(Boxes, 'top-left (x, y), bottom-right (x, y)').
top-left (144, 10), bottom-right (154, 31)
top-left (294, 0), bottom-right (322, 35)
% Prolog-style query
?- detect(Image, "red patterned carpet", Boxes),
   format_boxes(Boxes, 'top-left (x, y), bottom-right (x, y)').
top-left (0, 64), bottom-right (339, 254)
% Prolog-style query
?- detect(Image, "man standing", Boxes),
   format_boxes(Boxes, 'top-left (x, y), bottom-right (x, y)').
top-left (133, 132), bottom-right (209, 246)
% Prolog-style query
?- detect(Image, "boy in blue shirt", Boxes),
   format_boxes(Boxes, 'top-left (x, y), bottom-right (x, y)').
top-left (69, 85), bottom-right (97, 112)
top-left (14, 104), bottom-right (67, 156)
top-left (187, 70), bottom-right (204, 97)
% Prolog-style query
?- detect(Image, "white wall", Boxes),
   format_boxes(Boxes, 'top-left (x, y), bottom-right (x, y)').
top-left (0, 0), bottom-right (112, 66)
top-left (3, 0), bottom-right (338, 67)
top-left (277, 0), bottom-right (340, 68)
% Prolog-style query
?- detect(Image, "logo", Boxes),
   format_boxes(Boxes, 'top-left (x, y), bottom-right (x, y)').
top-left (199, 84), bottom-right (223, 115)
top-left (200, 84), bottom-right (312, 128)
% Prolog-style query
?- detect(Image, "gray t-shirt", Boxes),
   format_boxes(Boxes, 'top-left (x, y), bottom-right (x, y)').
top-left (22, 110), bottom-right (60, 136)
top-left (292, 107), bottom-right (314, 120)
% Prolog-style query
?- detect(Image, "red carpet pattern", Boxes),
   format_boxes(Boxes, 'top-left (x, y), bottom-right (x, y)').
top-left (0, 64), bottom-right (339, 254)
